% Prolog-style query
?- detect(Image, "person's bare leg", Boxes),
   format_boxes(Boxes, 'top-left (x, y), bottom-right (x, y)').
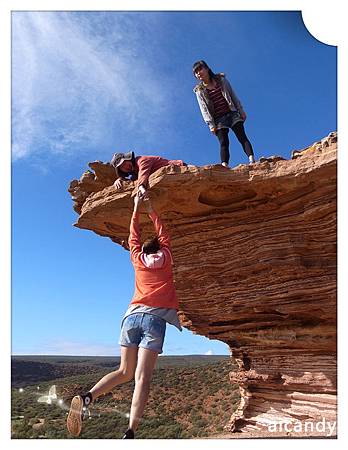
top-left (67, 346), bottom-right (138, 437)
top-left (128, 347), bottom-right (158, 432)
top-left (90, 346), bottom-right (138, 400)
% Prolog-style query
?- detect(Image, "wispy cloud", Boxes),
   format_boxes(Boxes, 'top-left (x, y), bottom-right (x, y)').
top-left (12, 12), bottom-right (167, 163)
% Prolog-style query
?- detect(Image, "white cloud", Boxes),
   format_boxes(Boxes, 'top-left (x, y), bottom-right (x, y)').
top-left (11, 12), bottom-right (167, 163)
top-left (205, 350), bottom-right (214, 355)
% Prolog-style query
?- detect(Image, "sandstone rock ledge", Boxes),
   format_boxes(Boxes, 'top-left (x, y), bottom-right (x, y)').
top-left (68, 132), bottom-right (337, 437)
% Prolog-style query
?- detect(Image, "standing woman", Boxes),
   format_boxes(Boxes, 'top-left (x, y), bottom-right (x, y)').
top-left (193, 60), bottom-right (255, 166)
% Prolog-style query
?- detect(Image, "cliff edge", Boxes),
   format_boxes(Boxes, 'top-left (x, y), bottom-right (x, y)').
top-left (68, 132), bottom-right (337, 436)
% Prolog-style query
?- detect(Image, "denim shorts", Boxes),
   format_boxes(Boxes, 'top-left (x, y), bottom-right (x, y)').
top-left (215, 111), bottom-right (243, 130)
top-left (119, 313), bottom-right (166, 354)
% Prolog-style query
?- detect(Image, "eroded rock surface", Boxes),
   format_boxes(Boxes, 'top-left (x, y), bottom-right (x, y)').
top-left (68, 132), bottom-right (337, 436)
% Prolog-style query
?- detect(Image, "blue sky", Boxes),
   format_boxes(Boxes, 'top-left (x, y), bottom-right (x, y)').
top-left (11, 11), bottom-right (337, 356)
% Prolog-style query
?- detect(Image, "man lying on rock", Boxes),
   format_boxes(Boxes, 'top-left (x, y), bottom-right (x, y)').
top-left (67, 194), bottom-right (182, 439)
top-left (110, 151), bottom-right (185, 198)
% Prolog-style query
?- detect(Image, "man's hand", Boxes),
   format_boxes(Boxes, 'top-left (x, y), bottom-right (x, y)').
top-left (114, 178), bottom-right (123, 190)
top-left (138, 184), bottom-right (147, 198)
top-left (240, 111), bottom-right (247, 121)
top-left (211, 127), bottom-right (217, 135)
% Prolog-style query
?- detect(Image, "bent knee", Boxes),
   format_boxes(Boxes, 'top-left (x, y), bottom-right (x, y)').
top-left (118, 367), bottom-right (135, 382)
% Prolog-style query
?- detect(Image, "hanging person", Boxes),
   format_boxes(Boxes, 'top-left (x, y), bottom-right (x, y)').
top-left (67, 194), bottom-right (182, 439)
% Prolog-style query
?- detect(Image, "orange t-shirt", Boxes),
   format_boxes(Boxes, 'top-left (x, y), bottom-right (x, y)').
top-left (128, 210), bottom-right (179, 309)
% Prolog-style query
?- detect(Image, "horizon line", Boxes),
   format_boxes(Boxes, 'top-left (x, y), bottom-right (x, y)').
top-left (11, 353), bottom-right (229, 357)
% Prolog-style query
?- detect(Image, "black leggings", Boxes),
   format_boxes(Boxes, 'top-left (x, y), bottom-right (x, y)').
top-left (216, 122), bottom-right (254, 164)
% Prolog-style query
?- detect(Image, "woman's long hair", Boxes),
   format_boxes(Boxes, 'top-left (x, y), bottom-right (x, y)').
top-left (192, 60), bottom-right (217, 81)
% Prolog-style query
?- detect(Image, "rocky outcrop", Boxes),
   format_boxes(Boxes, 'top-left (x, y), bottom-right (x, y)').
top-left (68, 132), bottom-right (337, 437)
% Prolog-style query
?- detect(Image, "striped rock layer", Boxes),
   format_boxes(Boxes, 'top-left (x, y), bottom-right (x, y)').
top-left (68, 132), bottom-right (337, 436)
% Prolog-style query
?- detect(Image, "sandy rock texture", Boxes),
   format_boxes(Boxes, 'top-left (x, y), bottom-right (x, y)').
top-left (68, 132), bottom-right (337, 437)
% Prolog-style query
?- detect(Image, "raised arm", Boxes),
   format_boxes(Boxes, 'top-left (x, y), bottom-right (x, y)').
top-left (144, 198), bottom-right (171, 249)
top-left (128, 196), bottom-right (143, 262)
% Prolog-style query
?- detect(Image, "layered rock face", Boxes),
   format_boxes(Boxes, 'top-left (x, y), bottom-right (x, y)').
top-left (68, 132), bottom-right (337, 436)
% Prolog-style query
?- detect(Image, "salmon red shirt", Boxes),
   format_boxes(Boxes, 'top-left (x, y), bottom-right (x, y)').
top-left (134, 156), bottom-right (184, 188)
top-left (128, 210), bottom-right (179, 309)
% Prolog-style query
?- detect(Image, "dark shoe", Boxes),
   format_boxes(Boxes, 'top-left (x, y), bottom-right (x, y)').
top-left (122, 428), bottom-right (135, 439)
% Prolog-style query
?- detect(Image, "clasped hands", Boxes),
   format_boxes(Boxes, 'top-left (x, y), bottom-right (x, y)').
top-left (133, 191), bottom-right (152, 213)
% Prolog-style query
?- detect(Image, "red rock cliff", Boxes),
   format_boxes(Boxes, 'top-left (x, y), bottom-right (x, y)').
top-left (68, 132), bottom-right (337, 436)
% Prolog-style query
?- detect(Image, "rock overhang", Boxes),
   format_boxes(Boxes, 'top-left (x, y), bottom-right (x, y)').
top-left (68, 131), bottom-right (337, 435)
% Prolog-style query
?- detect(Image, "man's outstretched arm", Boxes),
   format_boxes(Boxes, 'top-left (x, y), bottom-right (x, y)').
top-left (136, 156), bottom-right (156, 191)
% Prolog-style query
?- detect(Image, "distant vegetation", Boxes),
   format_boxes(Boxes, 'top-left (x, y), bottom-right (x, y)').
top-left (12, 355), bottom-right (239, 439)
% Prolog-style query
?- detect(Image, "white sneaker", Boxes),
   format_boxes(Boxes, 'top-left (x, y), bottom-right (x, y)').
top-left (249, 155), bottom-right (255, 164)
top-left (221, 162), bottom-right (229, 168)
